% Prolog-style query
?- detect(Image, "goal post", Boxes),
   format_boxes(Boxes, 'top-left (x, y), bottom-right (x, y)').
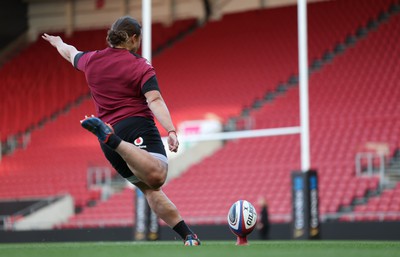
top-left (140, 0), bottom-right (319, 240)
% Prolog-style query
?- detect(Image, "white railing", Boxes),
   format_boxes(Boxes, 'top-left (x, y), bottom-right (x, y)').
top-left (355, 152), bottom-right (386, 189)
top-left (87, 166), bottom-right (113, 200)
top-left (0, 215), bottom-right (13, 230)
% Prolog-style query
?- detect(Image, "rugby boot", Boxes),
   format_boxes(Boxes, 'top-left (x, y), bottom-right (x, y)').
top-left (184, 234), bottom-right (201, 246)
top-left (80, 116), bottom-right (114, 143)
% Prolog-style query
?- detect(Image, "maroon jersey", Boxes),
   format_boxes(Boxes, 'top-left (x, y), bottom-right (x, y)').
top-left (74, 47), bottom-right (156, 125)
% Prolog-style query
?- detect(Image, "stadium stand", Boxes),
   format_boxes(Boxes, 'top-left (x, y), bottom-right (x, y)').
top-left (56, 187), bottom-right (135, 229)
top-left (340, 183), bottom-right (400, 221)
top-left (0, 18), bottom-right (197, 143)
top-left (1, 0), bottom-right (400, 229)
top-left (0, 100), bottom-right (109, 208)
top-left (0, 18), bottom-right (198, 226)
top-left (162, 0), bottom-right (400, 223)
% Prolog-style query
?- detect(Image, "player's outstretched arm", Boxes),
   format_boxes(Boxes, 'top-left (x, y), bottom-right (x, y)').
top-left (42, 33), bottom-right (80, 65)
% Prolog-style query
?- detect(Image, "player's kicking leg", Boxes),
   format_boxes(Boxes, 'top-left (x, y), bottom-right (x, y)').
top-left (80, 115), bottom-right (165, 189)
top-left (80, 116), bottom-right (200, 245)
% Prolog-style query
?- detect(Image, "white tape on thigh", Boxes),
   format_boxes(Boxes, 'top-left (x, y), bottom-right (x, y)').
top-left (126, 175), bottom-right (141, 184)
top-left (149, 152), bottom-right (168, 164)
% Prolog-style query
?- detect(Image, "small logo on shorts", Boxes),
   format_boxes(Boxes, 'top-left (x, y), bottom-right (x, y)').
top-left (134, 137), bottom-right (147, 149)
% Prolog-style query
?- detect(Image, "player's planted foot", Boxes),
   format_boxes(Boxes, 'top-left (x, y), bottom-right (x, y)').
top-left (80, 116), bottom-right (114, 143)
top-left (184, 234), bottom-right (201, 246)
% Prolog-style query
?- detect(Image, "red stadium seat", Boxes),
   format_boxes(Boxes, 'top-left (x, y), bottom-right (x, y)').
top-left (1, 0), bottom-right (399, 228)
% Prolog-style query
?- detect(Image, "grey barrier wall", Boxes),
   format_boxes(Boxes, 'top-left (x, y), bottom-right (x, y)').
top-left (1, 222), bottom-right (400, 243)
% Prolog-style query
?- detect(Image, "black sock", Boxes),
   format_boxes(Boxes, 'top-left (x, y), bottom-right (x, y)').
top-left (173, 220), bottom-right (194, 240)
top-left (105, 134), bottom-right (122, 150)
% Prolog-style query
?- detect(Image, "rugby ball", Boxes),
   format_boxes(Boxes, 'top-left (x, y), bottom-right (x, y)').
top-left (227, 200), bottom-right (257, 237)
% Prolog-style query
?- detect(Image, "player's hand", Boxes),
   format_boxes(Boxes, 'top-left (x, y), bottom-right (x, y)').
top-left (41, 33), bottom-right (63, 47)
top-left (167, 131), bottom-right (179, 153)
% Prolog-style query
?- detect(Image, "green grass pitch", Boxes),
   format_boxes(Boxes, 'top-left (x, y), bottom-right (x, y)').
top-left (0, 241), bottom-right (399, 257)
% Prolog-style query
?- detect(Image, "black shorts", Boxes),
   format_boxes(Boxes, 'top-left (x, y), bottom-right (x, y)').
top-left (100, 116), bottom-right (167, 178)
